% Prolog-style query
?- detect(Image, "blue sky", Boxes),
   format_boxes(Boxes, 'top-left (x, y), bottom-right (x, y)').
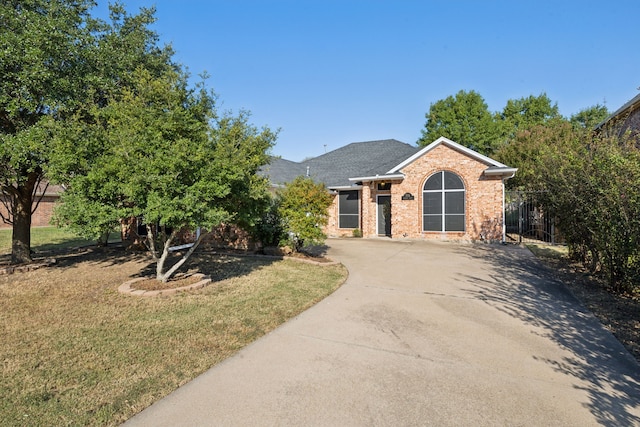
top-left (93, 1), bottom-right (640, 161)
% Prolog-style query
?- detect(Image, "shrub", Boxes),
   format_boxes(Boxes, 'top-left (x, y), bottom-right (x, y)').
top-left (277, 176), bottom-right (332, 251)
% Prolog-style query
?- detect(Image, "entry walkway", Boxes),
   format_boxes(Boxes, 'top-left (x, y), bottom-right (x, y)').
top-left (124, 239), bottom-right (640, 426)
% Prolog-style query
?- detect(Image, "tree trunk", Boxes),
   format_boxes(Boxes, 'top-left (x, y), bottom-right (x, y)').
top-left (11, 177), bottom-right (36, 264)
top-left (157, 231), bottom-right (206, 283)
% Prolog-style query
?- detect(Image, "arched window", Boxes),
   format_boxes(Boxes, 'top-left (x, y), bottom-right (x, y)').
top-left (423, 171), bottom-right (465, 232)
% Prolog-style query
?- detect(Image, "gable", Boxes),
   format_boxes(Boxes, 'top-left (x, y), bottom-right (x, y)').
top-left (389, 137), bottom-right (507, 173)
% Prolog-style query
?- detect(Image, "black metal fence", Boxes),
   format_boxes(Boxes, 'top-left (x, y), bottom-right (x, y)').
top-left (504, 191), bottom-right (561, 245)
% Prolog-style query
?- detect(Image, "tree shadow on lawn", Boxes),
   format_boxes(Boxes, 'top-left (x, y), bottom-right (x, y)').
top-left (455, 244), bottom-right (640, 427)
top-left (136, 250), bottom-right (280, 282)
top-left (40, 244), bottom-right (279, 284)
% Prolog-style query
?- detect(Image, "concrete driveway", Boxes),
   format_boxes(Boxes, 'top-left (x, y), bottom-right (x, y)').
top-left (124, 238), bottom-right (640, 426)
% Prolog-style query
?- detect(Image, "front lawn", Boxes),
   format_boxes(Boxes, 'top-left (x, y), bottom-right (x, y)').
top-left (0, 246), bottom-right (346, 426)
top-left (0, 226), bottom-right (120, 257)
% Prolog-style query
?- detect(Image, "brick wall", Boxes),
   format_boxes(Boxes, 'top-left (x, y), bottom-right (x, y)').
top-left (324, 144), bottom-right (506, 242)
top-left (0, 196), bottom-right (59, 228)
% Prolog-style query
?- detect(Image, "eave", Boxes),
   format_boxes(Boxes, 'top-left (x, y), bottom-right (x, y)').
top-left (348, 173), bottom-right (405, 183)
top-left (483, 167), bottom-right (517, 179)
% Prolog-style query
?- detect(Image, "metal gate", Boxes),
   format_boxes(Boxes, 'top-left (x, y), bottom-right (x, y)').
top-left (504, 191), bottom-right (560, 245)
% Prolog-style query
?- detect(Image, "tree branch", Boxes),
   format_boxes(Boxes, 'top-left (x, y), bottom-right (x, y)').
top-left (159, 230), bottom-right (207, 282)
top-left (30, 175), bottom-right (48, 216)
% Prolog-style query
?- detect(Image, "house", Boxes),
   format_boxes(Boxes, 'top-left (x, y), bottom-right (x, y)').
top-left (0, 182), bottom-right (64, 229)
top-left (595, 92), bottom-right (640, 140)
top-left (262, 137), bottom-right (517, 242)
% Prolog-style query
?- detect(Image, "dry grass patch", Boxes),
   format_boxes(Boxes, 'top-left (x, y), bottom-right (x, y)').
top-left (0, 248), bottom-right (346, 426)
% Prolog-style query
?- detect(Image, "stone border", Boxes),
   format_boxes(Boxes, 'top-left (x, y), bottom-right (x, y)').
top-left (0, 258), bottom-right (56, 275)
top-left (118, 273), bottom-right (211, 297)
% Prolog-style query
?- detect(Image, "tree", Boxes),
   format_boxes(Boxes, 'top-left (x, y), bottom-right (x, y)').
top-left (496, 121), bottom-right (640, 293)
top-left (570, 104), bottom-right (609, 129)
top-left (494, 120), bottom-right (579, 189)
top-left (54, 68), bottom-right (276, 282)
top-left (277, 176), bottom-right (332, 251)
top-left (0, 0), bottom-right (95, 263)
top-left (418, 90), bottom-right (500, 155)
top-left (500, 93), bottom-right (561, 133)
top-left (0, 0), bottom-right (172, 263)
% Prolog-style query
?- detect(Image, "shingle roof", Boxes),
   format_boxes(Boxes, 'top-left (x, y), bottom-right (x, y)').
top-left (309, 139), bottom-right (420, 187)
top-left (260, 139), bottom-right (420, 188)
top-left (260, 157), bottom-right (308, 186)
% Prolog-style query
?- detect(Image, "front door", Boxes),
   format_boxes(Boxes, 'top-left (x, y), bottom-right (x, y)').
top-left (377, 195), bottom-right (391, 236)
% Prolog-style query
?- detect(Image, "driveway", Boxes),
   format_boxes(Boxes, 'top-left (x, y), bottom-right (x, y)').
top-left (124, 239), bottom-right (640, 426)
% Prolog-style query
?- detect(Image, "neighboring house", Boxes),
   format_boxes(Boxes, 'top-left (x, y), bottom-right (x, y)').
top-left (261, 137), bottom-right (517, 242)
top-left (0, 182), bottom-right (64, 229)
top-left (595, 92), bottom-right (640, 139)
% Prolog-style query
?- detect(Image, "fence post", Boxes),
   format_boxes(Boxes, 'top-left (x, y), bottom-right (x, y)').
top-left (518, 192), bottom-right (523, 244)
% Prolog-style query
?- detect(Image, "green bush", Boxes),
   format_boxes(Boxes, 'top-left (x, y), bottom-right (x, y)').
top-left (277, 176), bottom-right (332, 251)
top-left (498, 122), bottom-right (640, 293)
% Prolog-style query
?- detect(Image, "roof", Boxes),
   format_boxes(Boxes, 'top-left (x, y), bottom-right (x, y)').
top-left (260, 139), bottom-right (420, 188)
top-left (260, 157), bottom-right (308, 186)
top-left (595, 92), bottom-right (640, 130)
top-left (261, 137), bottom-right (516, 189)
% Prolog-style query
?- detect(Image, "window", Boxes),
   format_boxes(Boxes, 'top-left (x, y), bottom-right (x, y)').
top-left (339, 190), bottom-right (359, 229)
top-left (423, 171), bottom-right (465, 232)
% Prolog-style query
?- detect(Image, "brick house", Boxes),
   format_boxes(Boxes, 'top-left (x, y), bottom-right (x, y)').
top-left (0, 182), bottom-right (64, 229)
top-left (595, 92), bottom-right (640, 141)
top-left (262, 137), bottom-right (517, 242)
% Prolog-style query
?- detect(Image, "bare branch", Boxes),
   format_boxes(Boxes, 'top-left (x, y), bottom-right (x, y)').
top-left (30, 175), bottom-right (48, 216)
top-left (160, 230), bottom-right (206, 282)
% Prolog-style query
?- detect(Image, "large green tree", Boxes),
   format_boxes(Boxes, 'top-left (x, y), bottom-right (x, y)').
top-left (418, 90), bottom-right (500, 155)
top-left (499, 93), bottom-right (562, 137)
top-left (0, 0), bottom-right (94, 263)
top-left (0, 0), bottom-right (172, 263)
top-left (570, 104), bottom-right (609, 129)
top-left (54, 68), bottom-right (276, 281)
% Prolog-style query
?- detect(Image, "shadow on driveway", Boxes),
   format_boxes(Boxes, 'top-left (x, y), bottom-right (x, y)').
top-left (458, 244), bottom-right (640, 427)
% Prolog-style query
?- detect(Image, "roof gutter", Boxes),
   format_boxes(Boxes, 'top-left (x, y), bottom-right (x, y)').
top-left (484, 167), bottom-right (517, 179)
top-left (348, 173), bottom-right (405, 183)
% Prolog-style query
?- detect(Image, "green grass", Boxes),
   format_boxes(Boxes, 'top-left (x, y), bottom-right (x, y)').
top-left (0, 226), bottom-right (120, 256)
top-left (0, 249), bottom-right (347, 426)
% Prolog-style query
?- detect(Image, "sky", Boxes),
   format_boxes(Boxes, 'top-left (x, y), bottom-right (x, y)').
top-left (93, 0), bottom-right (640, 161)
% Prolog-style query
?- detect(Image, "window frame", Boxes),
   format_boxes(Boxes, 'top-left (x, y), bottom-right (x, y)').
top-left (338, 190), bottom-right (360, 229)
top-left (422, 171), bottom-right (465, 232)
